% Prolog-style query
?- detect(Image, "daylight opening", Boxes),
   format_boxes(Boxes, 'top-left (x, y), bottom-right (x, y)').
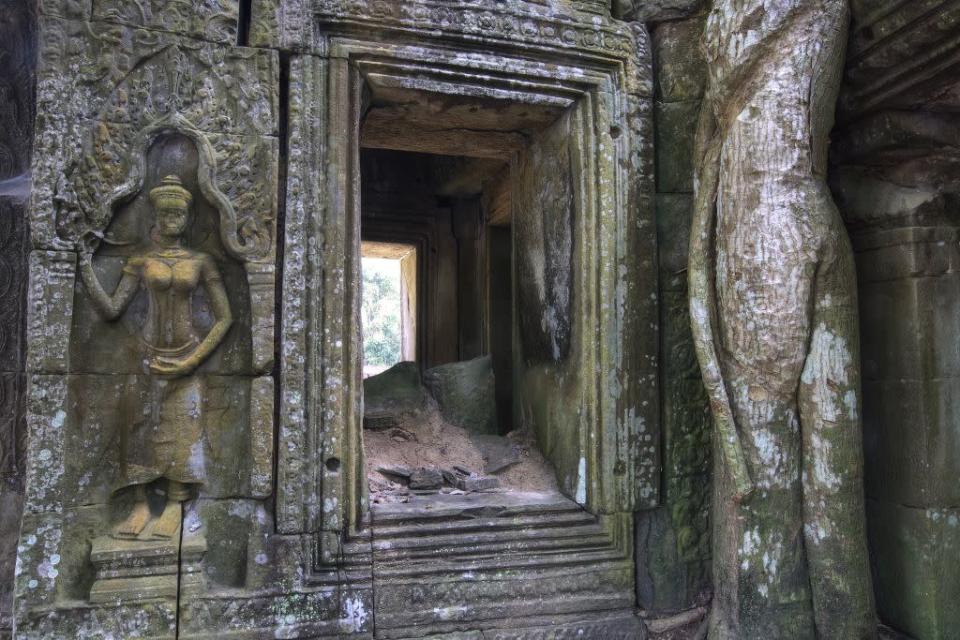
top-left (361, 241), bottom-right (417, 378)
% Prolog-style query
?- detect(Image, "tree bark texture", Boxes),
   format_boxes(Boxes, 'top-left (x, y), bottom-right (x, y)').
top-left (688, 1), bottom-right (876, 638)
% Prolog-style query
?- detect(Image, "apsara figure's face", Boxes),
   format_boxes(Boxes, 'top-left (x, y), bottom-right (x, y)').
top-left (157, 205), bottom-right (189, 237)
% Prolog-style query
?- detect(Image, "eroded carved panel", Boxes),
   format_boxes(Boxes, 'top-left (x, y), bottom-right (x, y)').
top-left (17, 15), bottom-right (280, 637)
top-left (92, 0), bottom-right (240, 44)
top-left (253, 0), bottom-right (641, 67)
top-left (31, 16), bottom-right (278, 251)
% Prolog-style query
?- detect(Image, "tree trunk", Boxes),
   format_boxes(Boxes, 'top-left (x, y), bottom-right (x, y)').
top-left (688, 1), bottom-right (876, 637)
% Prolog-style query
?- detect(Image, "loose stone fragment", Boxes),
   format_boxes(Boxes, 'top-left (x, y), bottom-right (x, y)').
top-left (377, 466), bottom-right (413, 481)
top-left (408, 468), bottom-right (444, 490)
top-left (472, 434), bottom-right (523, 474)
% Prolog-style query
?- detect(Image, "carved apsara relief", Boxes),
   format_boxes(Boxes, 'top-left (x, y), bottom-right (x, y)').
top-left (64, 118), bottom-right (273, 602)
top-left (18, 16), bottom-right (278, 622)
top-left (79, 173), bottom-right (233, 540)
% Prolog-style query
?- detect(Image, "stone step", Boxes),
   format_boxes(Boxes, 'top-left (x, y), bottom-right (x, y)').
top-left (371, 525), bottom-right (612, 560)
top-left (386, 611), bottom-right (647, 640)
top-left (371, 509), bottom-right (596, 540)
top-left (369, 491), bottom-right (580, 525)
top-left (373, 546), bottom-right (630, 578)
top-left (372, 561), bottom-right (639, 636)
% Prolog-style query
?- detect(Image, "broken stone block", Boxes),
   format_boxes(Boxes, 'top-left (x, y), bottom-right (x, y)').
top-left (472, 434), bottom-right (523, 474)
top-left (377, 465), bottom-right (413, 481)
top-left (442, 468), bottom-right (500, 492)
top-left (89, 529), bottom-right (206, 604)
top-left (363, 362), bottom-right (429, 430)
top-left (458, 475), bottom-right (499, 492)
top-left (423, 356), bottom-right (497, 434)
top-left (408, 468), bottom-right (443, 490)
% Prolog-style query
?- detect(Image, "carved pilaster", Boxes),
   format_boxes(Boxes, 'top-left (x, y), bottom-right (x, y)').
top-left (26, 252), bottom-right (76, 375)
top-left (247, 262), bottom-right (277, 374)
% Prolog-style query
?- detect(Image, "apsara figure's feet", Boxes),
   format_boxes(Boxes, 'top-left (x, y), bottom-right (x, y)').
top-left (150, 500), bottom-right (183, 540)
top-left (112, 500), bottom-right (151, 539)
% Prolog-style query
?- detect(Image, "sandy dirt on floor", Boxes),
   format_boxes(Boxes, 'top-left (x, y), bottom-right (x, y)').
top-left (364, 402), bottom-right (558, 501)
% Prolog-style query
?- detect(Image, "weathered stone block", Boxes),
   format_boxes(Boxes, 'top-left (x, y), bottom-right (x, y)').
top-left (31, 15), bottom-right (278, 250)
top-left (249, 376), bottom-right (275, 498)
top-left (855, 229), bottom-right (960, 283)
top-left (247, 262), bottom-right (277, 374)
top-left (180, 585), bottom-right (374, 638)
top-left (26, 251), bottom-right (75, 374)
top-left (252, 0), bottom-right (649, 71)
top-left (664, 473), bottom-right (710, 558)
top-left (16, 504), bottom-right (161, 610)
top-left (189, 498), bottom-right (268, 590)
top-left (0, 373), bottom-right (25, 481)
top-left (653, 17), bottom-right (706, 101)
top-left (863, 378), bottom-right (960, 507)
top-left (88, 526), bottom-right (206, 604)
top-left (23, 375), bottom-right (68, 514)
top-left (616, 0), bottom-right (705, 22)
top-left (832, 167), bottom-right (944, 229)
top-left (635, 506), bottom-right (710, 613)
top-left (859, 269), bottom-right (960, 383)
top-left (24, 373), bottom-right (274, 517)
top-left (661, 291), bottom-right (700, 381)
top-left (276, 54), bottom-right (326, 534)
top-left (15, 507), bottom-right (178, 638)
top-left (38, 0), bottom-right (89, 20)
top-left (656, 194), bottom-right (693, 292)
top-left (0, 202), bottom-right (29, 374)
top-left (15, 511), bottom-right (69, 610)
top-left (867, 500), bottom-right (960, 640)
top-left (0, 379), bottom-right (25, 628)
top-left (655, 101), bottom-right (700, 193)
top-left (363, 362), bottom-right (429, 430)
top-left (93, 0), bottom-right (239, 44)
top-left (424, 356), bottom-right (498, 435)
top-left (663, 378), bottom-right (711, 479)
top-left (0, 478), bottom-right (23, 634)
top-left (408, 468), bottom-right (443, 490)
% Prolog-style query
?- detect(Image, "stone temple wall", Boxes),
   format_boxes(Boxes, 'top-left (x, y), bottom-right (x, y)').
top-left (831, 2), bottom-right (960, 637)
top-left (6, 1), bottom-right (667, 638)
top-left (0, 2), bottom-right (36, 638)
top-left (635, 4), bottom-right (713, 614)
top-left (14, 1), bottom-right (957, 639)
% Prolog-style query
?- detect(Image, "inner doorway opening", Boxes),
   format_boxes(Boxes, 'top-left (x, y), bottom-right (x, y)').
top-left (359, 147), bottom-right (560, 505)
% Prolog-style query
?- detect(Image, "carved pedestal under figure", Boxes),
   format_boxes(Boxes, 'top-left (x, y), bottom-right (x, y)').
top-left (689, 1), bottom-right (877, 638)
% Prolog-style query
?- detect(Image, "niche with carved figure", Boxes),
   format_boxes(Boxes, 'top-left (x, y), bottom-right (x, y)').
top-left (55, 125), bottom-right (273, 604)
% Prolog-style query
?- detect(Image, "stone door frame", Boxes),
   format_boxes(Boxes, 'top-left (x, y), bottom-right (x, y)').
top-left (277, 20), bottom-right (658, 573)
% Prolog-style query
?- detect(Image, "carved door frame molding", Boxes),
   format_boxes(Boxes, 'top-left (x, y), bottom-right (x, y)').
top-left (277, 17), bottom-right (658, 572)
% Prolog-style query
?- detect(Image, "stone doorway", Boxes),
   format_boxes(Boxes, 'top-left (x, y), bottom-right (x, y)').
top-left (358, 144), bottom-right (564, 510)
top-left (353, 81), bottom-right (605, 513)
top-left (337, 62), bottom-right (652, 633)
top-left (270, 9), bottom-right (658, 635)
